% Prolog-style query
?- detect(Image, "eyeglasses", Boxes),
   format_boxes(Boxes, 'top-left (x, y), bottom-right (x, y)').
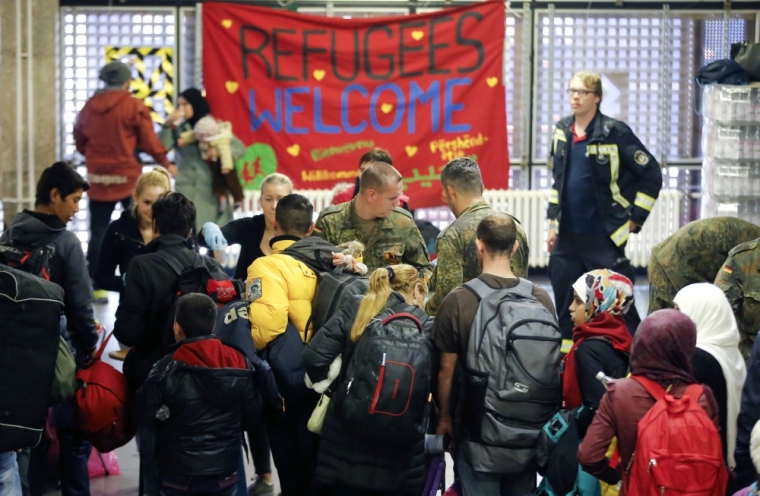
top-left (567, 88), bottom-right (594, 97)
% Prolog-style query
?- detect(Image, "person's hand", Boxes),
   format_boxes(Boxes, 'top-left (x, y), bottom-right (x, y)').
top-left (546, 228), bottom-right (558, 254)
top-left (167, 164), bottom-right (178, 178)
top-left (629, 220), bottom-right (641, 233)
top-left (168, 108), bottom-right (183, 125)
top-left (203, 222), bottom-right (228, 250)
top-left (436, 416), bottom-right (455, 452)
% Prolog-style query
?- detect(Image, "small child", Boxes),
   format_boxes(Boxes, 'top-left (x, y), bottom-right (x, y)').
top-left (333, 240), bottom-right (367, 275)
top-left (136, 293), bottom-right (260, 495)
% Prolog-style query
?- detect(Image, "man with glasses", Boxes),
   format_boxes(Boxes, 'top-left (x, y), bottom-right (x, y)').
top-left (546, 70), bottom-right (662, 347)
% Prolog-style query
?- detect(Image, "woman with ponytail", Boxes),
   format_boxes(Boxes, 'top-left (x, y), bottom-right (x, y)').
top-left (304, 264), bottom-right (432, 496)
top-left (94, 167), bottom-right (171, 295)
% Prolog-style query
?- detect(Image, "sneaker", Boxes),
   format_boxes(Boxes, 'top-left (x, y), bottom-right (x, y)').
top-left (247, 476), bottom-right (274, 496)
top-left (92, 289), bottom-right (109, 304)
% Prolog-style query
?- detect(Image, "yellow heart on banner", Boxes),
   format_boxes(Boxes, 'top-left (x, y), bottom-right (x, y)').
top-left (286, 144), bottom-right (300, 157)
top-left (486, 77), bottom-right (499, 88)
top-left (221, 19), bottom-right (233, 29)
top-left (381, 103), bottom-right (394, 114)
top-left (411, 31), bottom-right (424, 41)
top-left (313, 69), bottom-right (326, 81)
top-left (405, 146), bottom-right (418, 157)
top-left (225, 81), bottom-right (240, 94)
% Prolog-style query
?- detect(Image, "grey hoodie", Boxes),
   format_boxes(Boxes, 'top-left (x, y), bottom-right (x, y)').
top-left (1, 211), bottom-right (98, 352)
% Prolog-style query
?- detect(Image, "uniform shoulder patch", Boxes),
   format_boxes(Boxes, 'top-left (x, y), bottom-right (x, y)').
top-left (247, 278), bottom-right (262, 302)
top-left (634, 150), bottom-right (650, 166)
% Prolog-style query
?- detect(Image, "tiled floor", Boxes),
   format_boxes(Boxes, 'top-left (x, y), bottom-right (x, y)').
top-left (47, 276), bottom-right (651, 495)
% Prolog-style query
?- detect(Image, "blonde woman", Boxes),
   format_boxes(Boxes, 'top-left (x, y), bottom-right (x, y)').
top-left (304, 264), bottom-right (432, 496)
top-left (94, 167), bottom-right (171, 294)
top-left (199, 173), bottom-right (293, 280)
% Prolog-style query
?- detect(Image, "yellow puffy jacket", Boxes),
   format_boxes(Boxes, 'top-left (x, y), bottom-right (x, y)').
top-left (246, 237), bottom-right (318, 350)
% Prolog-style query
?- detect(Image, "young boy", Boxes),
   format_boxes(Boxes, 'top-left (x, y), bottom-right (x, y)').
top-left (136, 293), bottom-right (261, 495)
top-left (1, 161), bottom-right (99, 496)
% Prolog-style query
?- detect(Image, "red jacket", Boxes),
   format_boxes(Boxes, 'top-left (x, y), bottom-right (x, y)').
top-left (74, 90), bottom-right (171, 201)
top-left (578, 377), bottom-right (719, 486)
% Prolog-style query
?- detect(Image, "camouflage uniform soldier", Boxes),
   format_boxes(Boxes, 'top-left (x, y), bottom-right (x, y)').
top-left (649, 216), bottom-right (760, 314)
top-left (425, 158), bottom-right (530, 315)
top-left (314, 161), bottom-right (432, 279)
top-left (715, 237), bottom-right (760, 360)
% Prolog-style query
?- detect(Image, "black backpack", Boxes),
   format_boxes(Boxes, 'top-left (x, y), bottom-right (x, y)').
top-left (334, 311), bottom-right (433, 446)
top-left (283, 244), bottom-right (369, 333)
top-left (156, 251), bottom-right (242, 347)
top-left (0, 232), bottom-right (62, 281)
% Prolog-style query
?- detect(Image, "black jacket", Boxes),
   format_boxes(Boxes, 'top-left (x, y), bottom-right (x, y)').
top-left (114, 234), bottom-right (214, 389)
top-left (304, 292), bottom-right (433, 494)
top-left (547, 112), bottom-right (663, 247)
top-left (136, 335), bottom-right (261, 478)
top-left (573, 339), bottom-right (629, 437)
top-left (0, 210), bottom-right (98, 354)
top-left (734, 336), bottom-right (760, 487)
top-left (198, 214), bottom-right (266, 280)
top-left (94, 209), bottom-right (145, 293)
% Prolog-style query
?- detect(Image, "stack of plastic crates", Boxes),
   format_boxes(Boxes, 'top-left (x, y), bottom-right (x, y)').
top-left (701, 84), bottom-right (760, 225)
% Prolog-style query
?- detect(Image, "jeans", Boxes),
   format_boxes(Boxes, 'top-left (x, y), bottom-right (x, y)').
top-left (160, 473), bottom-right (238, 496)
top-left (549, 231), bottom-right (641, 339)
top-left (56, 400), bottom-right (92, 496)
top-left (455, 451), bottom-right (535, 496)
top-left (0, 452), bottom-right (21, 496)
top-left (88, 197), bottom-right (132, 284)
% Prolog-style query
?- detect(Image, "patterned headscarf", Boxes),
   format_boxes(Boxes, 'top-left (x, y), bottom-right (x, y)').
top-left (572, 269), bottom-right (634, 321)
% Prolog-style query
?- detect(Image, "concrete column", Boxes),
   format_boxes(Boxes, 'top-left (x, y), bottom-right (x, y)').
top-left (1, 0), bottom-right (58, 228)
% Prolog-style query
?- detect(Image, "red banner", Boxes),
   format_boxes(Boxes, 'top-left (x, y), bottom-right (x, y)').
top-left (203, 2), bottom-right (508, 208)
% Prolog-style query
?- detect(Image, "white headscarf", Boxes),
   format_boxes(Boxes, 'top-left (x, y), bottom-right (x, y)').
top-left (674, 282), bottom-right (747, 469)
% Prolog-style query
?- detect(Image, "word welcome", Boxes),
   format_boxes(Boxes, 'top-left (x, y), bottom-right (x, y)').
top-left (249, 78), bottom-right (472, 135)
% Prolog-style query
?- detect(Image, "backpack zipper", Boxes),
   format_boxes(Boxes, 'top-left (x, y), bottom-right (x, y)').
top-left (369, 353), bottom-right (387, 414)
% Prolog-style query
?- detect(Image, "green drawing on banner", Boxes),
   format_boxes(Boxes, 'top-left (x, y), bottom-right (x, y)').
top-left (237, 143), bottom-right (278, 191)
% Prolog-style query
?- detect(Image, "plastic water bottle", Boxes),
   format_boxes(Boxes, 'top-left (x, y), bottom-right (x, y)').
top-left (596, 371), bottom-right (616, 390)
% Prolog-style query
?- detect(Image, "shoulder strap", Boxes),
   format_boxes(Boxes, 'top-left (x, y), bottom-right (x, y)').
top-left (631, 375), bottom-right (667, 402)
top-left (382, 312), bottom-right (423, 333)
top-left (463, 277), bottom-right (534, 301)
top-left (155, 250), bottom-right (185, 276)
top-left (463, 278), bottom-right (497, 302)
top-left (683, 383), bottom-right (705, 403)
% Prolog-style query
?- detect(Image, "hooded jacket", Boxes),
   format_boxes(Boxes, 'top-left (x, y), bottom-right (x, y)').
top-left (114, 234), bottom-right (202, 389)
top-left (94, 209), bottom-right (144, 293)
top-left (0, 210), bottom-right (98, 353)
top-left (136, 335), bottom-right (261, 477)
top-left (74, 89), bottom-right (171, 201)
top-left (246, 235), bottom-right (339, 350)
top-left (304, 292), bottom-right (434, 494)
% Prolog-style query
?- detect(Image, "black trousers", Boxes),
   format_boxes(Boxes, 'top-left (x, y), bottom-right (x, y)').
top-left (88, 197), bottom-right (132, 284)
top-left (549, 231), bottom-right (641, 340)
top-left (267, 408), bottom-right (318, 496)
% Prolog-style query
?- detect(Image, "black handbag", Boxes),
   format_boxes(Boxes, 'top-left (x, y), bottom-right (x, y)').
top-left (733, 42), bottom-right (760, 81)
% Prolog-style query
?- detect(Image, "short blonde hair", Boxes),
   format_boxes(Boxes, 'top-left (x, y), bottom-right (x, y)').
top-left (260, 173), bottom-right (293, 194)
top-left (571, 70), bottom-right (603, 103)
top-left (359, 162), bottom-right (402, 194)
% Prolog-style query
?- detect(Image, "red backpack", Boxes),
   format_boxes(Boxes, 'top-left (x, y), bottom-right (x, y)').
top-left (74, 332), bottom-right (136, 453)
top-left (624, 376), bottom-right (727, 496)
